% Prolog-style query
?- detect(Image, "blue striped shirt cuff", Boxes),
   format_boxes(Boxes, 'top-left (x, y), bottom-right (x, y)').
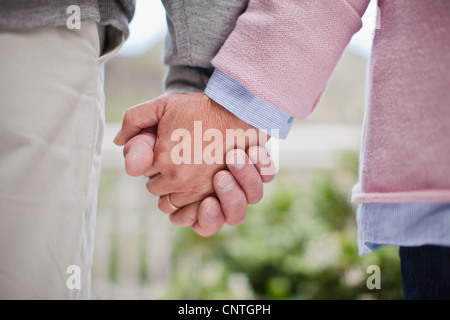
top-left (204, 68), bottom-right (294, 139)
top-left (357, 202), bottom-right (450, 255)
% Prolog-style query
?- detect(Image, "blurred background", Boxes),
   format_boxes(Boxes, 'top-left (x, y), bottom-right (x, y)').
top-left (91, 0), bottom-right (403, 300)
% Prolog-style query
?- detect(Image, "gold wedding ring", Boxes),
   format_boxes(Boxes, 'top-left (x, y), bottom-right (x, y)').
top-left (166, 194), bottom-right (180, 211)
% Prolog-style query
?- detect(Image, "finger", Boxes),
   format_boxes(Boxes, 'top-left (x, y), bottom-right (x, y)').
top-left (146, 174), bottom-right (172, 197)
top-left (192, 197), bottom-right (225, 237)
top-left (143, 167), bottom-right (161, 178)
top-left (169, 201), bottom-right (200, 227)
top-left (247, 146), bottom-right (277, 183)
top-left (226, 149), bottom-right (263, 204)
top-left (113, 96), bottom-right (166, 146)
top-left (213, 171), bottom-right (247, 226)
top-left (158, 193), bottom-right (183, 214)
top-left (123, 131), bottom-right (156, 177)
top-left (162, 191), bottom-right (214, 213)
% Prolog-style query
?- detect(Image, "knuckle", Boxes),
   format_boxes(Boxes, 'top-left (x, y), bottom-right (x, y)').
top-left (122, 109), bottom-right (134, 125)
top-left (146, 181), bottom-right (162, 196)
top-left (170, 213), bottom-right (196, 227)
top-left (183, 215), bottom-right (197, 226)
top-left (157, 198), bottom-right (171, 214)
top-left (167, 168), bottom-right (184, 183)
top-left (181, 175), bottom-right (214, 197)
top-left (196, 180), bottom-right (214, 197)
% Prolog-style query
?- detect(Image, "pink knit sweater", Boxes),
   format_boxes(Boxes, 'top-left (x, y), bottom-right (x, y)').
top-left (212, 0), bottom-right (450, 203)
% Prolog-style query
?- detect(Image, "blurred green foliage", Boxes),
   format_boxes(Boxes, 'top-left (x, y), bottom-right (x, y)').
top-left (162, 151), bottom-right (403, 300)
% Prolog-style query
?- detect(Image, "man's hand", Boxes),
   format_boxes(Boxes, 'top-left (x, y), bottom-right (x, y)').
top-left (114, 93), bottom-right (268, 211)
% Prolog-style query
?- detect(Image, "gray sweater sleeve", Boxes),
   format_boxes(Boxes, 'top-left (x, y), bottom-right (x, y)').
top-left (161, 0), bottom-right (249, 93)
top-left (0, 0), bottom-right (135, 36)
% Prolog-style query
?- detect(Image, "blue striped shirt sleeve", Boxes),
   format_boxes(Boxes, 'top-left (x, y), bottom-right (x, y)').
top-left (357, 202), bottom-right (450, 255)
top-left (204, 68), bottom-right (294, 139)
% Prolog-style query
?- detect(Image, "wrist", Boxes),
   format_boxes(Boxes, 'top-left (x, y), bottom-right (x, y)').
top-left (207, 96), bottom-right (269, 152)
top-left (205, 68), bottom-right (294, 139)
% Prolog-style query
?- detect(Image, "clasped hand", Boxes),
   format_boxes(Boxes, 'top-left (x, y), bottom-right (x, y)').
top-left (114, 93), bottom-right (276, 236)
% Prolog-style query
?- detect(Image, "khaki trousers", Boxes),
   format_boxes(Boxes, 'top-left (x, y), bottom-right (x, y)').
top-left (0, 21), bottom-right (122, 299)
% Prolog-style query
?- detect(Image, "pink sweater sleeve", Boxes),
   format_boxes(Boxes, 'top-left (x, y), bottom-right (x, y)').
top-left (212, 0), bottom-right (370, 119)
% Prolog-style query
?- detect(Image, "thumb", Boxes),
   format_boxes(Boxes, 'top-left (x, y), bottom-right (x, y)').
top-left (123, 131), bottom-right (156, 177)
top-left (113, 95), bottom-right (166, 146)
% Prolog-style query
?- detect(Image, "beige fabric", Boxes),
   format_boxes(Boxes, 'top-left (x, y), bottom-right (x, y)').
top-left (0, 21), bottom-right (123, 299)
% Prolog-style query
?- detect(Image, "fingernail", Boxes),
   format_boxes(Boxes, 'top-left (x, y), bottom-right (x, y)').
top-left (217, 174), bottom-right (234, 192)
top-left (248, 150), bottom-right (259, 165)
top-left (249, 149), bottom-right (271, 166)
top-left (206, 202), bottom-right (220, 218)
top-left (232, 152), bottom-right (246, 170)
